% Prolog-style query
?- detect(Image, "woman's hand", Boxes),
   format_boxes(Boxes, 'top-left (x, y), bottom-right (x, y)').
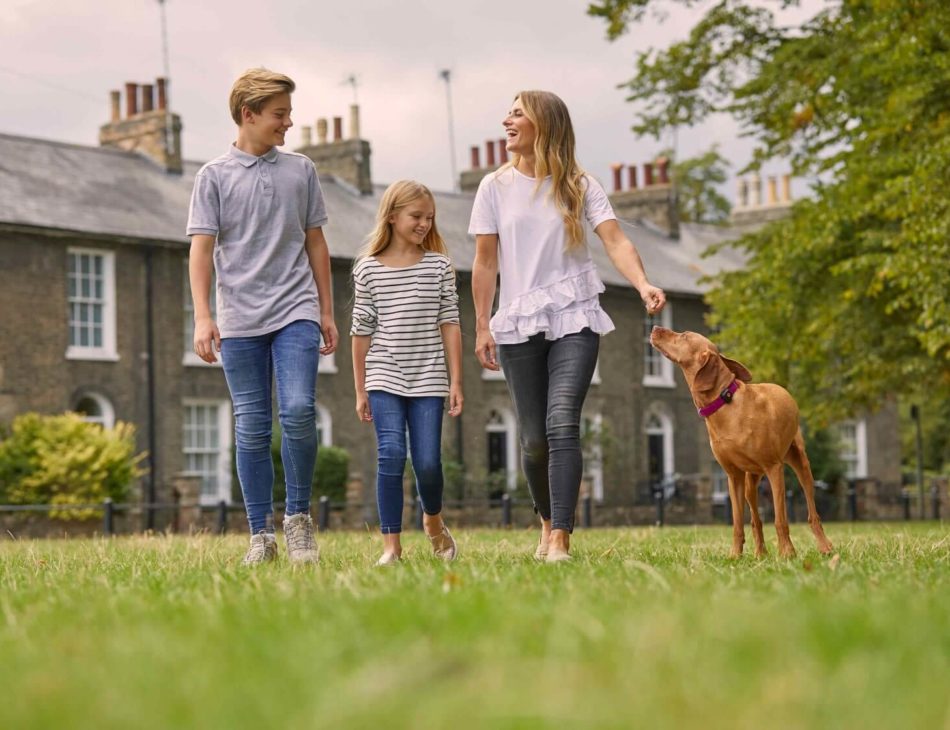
top-left (640, 284), bottom-right (666, 315)
top-left (448, 382), bottom-right (464, 417)
top-left (475, 328), bottom-right (499, 371)
top-left (355, 391), bottom-right (372, 422)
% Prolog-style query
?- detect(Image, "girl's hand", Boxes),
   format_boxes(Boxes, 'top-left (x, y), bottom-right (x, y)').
top-left (355, 392), bottom-right (372, 422)
top-left (475, 328), bottom-right (499, 371)
top-left (640, 284), bottom-right (666, 315)
top-left (448, 383), bottom-right (464, 417)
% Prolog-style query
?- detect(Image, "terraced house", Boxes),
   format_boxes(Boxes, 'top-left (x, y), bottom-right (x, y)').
top-left (0, 79), bottom-right (901, 524)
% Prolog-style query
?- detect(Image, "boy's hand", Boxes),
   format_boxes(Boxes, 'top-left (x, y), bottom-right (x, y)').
top-left (355, 392), bottom-right (372, 422)
top-left (320, 317), bottom-right (338, 355)
top-left (448, 383), bottom-right (464, 417)
top-left (194, 317), bottom-right (221, 363)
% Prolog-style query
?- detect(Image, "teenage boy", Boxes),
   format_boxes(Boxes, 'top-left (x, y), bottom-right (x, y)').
top-left (187, 68), bottom-right (338, 565)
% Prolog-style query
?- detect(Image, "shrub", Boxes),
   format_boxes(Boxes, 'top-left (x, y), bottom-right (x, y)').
top-left (0, 413), bottom-right (146, 519)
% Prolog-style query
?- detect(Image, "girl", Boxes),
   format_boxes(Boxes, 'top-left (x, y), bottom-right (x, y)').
top-left (351, 180), bottom-right (464, 565)
top-left (470, 91), bottom-right (666, 562)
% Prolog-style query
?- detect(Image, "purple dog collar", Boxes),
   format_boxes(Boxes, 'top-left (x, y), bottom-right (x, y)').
top-left (698, 380), bottom-right (740, 418)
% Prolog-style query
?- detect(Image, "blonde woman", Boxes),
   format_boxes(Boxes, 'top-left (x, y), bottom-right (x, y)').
top-left (351, 181), bottom-right (463, 565)
top-left (470, 91), bottom-right (666, 562)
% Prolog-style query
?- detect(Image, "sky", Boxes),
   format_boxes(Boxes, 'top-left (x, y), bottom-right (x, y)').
top-left (1, 0), bottom-right (820, 197)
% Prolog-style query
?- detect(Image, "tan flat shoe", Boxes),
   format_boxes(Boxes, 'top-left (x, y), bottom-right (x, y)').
top-left (534, 535), bottom-right (549, 561)
top-left (427, 525), bottom-right (457, 561)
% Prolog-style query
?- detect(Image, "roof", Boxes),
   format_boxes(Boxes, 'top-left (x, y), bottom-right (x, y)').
top-left (0, 132), bottom-right (746, 295)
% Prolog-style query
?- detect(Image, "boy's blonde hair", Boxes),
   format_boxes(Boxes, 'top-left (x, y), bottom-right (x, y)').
top-left (229, 68), bottom-right (295, 125)
top-left (503, 90), bottom-right (587, 251)
top-left (359, 181), bottom-right (448, 259)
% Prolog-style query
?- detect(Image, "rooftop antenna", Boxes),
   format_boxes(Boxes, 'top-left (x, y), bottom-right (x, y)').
top-left (342, 74), bottom-right (360, 105)
top-left (157, 0), bottom-right (175, 158)
top-left (439, 69), bottom-right (458, 192)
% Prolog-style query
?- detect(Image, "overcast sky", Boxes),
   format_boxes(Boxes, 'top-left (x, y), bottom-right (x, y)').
top-left (2, 0), bottom-right (819, 197)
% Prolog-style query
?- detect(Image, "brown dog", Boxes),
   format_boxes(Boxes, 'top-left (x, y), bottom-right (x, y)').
top-left (649, 326), bottom-right (833, 558)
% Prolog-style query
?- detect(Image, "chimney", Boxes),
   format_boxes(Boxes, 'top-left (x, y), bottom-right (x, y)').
top-left (349, 104), bottom-right (361, 140)
top-left (781, 174), bottom-right (792, 203)
top-left (470, 146), bottom-right (481, 169)
top-left (643, 162), bottom-right (654, 187)
top-left (497, 139), bottom-right (508, 164)
top-left (656, 157), bottom-right (670, 185)
top-left (737, 178), bottom-right (749, 208)
top-left (627, 165), bottom-right (638, 190)
top-left (100, 78), bottom-right (182, 174)
top-left (766, 176), bottom-right (778, 205)
top-left (610, 164), bottom-right (622, 193)
top-left (141, 84), bottom-right (154, 113)
top-left (485, 140), bottom-right (496, 168)
top-left (749, 174), bottom-right (762, 207)
top-left (296, 108), bottom-right (373, 194)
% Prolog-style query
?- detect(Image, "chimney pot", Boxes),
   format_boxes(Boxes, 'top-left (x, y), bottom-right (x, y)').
top-left (125, 82), bottom-right (139, 118)
top-left (470, 145), bottom-right (481, 170)
top-left (301, 126), bottom-right (313, 147)
top-left (332, 116), bottom-right (343, 142)
top-left (497, 139), bottom-right (508, 164)
top-left (781, 174), bottom-right (792, 203)
top-left (610, 164), bottom-right (622, 193)
top-left (656, 156), bottom-right (670, 185)
top-left (627, 165), bottom-right (638, 190)
top-left (316, 118), bottom-right (328, 145)
top-left (156, 77), bottom-right (167, 111)
top-left (141, 84), bottom-right (154, 113)
top-left (349, 104), bottom-right (361, 140)
top-left (485, 140), bottom-right (496, 168)
top-left (766, 176), bottom-right (778, 205)
top-left (643, 162), bottom-right (654, 187)
top-left (109, 90), bottom-right (121, 122)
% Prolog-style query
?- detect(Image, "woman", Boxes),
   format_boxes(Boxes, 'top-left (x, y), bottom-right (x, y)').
top-left (469, 90), bottom-right (666, 562)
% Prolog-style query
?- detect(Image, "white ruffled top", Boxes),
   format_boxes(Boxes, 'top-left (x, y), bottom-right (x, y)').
top-left (468, 167), bottom-right (617, 344)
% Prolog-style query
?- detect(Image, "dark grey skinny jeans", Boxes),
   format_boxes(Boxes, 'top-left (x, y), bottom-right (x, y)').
top-left (497, 328), bottom-right (599, 532)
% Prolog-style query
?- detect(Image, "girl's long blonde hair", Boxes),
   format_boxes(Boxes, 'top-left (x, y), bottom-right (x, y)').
top-left (359, 180), bottom-right (448, 259)
top-left (507, 90), bottom-right (587, 250)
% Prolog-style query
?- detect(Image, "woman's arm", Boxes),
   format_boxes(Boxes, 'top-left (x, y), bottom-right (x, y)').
top-left (441, 322), bottom-right (464, 416)
top-left (594, 219), bottom-right (666, 314)
top-left (352, 335), bottom-right (372, 422)
top-left (471, 234), bottom-right (501, 370)
top-left (305, 227), bottom-right (339, 354)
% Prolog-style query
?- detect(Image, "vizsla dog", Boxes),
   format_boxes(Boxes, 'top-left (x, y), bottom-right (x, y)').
top-left (649, 327), bottom-right (833, 558)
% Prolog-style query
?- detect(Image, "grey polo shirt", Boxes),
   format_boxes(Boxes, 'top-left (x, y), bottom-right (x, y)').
top-left (186, 145), bottom-right (329, 338)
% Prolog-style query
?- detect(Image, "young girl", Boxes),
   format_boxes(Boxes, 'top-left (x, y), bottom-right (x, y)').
top-left (470, 91), bottom-right (666, 562)
top-left (351, 180), bottom-right (463, 565)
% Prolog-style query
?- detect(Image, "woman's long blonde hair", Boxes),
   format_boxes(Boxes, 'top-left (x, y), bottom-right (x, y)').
top-left (507, 90), bottom-right (587, 250)
top-left (359, 180), bottom-right (448, 259)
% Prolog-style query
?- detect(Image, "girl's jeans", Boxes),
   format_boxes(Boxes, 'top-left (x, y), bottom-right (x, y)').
top-left (220, 319), bottom-right (321, 534)
top-left (497, 328), bottom-right (599, 533)
top-left (368, 391), bottom-right (445, 534)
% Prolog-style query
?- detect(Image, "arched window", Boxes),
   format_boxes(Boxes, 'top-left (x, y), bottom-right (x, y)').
top-left (643, 303), bottom-right (674, 387)
top-left (74, 392), bottom-right (115, 429)
top-left (644, 404), bottom-right (675, 489)
top-left (316, 403), bottom-right (332, 447)
top-left (486, 408), bottom-right (518, 491)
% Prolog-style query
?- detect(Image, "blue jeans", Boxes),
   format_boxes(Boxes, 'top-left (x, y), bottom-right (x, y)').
top-left (220, 319), bottom-right (320, 534)
top-left (497, 328), bottom-right (599, 532)
top-left (368, 391), bottom-right (445, 534)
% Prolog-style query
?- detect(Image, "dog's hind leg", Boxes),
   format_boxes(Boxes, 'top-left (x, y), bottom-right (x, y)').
top-left (765, 463), bottom-right (796, 558)
top-left (744, 473), bottom-right (767, 558)
top-left (785, 430), bottom-right (834, 554)
top-left (725, 467), bottom-right (746, 558)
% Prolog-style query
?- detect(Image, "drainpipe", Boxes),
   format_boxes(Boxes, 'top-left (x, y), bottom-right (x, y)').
top-left (145, 247), bottom-right (158, 529)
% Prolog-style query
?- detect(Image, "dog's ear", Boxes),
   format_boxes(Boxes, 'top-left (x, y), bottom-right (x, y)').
top-left (721, 355), bottom-right (752, 382)
top-left (694, 351), bottom-right (720, 391)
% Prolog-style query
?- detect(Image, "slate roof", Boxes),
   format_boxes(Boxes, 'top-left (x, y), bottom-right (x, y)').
top-left (0, 132), bottom-right (746, 295)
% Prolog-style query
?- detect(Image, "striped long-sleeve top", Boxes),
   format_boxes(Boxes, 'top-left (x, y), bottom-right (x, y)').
top-left (350, 251), bottom-right (460, 397)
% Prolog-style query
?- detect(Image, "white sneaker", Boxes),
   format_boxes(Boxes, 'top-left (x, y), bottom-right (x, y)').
top-left (283, 513), bottom-right (319, 564)
top-left (242, 531), bottom-right (278, 565)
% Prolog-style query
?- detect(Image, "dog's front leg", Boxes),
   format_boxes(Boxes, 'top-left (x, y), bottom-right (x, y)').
top-left (725, 467), bottom-right (746, 558)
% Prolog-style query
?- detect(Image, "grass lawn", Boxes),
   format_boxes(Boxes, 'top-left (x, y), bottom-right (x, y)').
top-left (1, 523), bottom-right (948, 729)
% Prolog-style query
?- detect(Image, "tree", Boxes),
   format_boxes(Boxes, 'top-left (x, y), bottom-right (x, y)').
top-left (589, 0), bottom-right (950, 424)
top-left (663, 145), bottom-right (731, 224)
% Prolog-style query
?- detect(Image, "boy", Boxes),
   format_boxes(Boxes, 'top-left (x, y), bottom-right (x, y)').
top-left (187, 68), bottom-right (338, 565)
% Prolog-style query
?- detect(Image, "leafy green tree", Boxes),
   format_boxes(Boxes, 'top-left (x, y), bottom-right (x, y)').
top-left (589, 0), bottom-right (950, 424)
top-left (662, 145), bottom-right (731, 224)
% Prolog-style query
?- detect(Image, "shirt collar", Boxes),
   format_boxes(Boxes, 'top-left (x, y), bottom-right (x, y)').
top-left (228, 144), bottom-right (279, 167)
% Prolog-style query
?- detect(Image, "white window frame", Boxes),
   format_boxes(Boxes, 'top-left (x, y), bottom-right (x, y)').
top-left (645, 403), bottom-right (675, 483)
top-left (643, 304), bottom-right (674, 387)
top-left (482, 366), bottom-right (506, 381)
top-left (66, 248), bottom-right (118, 361)
top-left (837, 419), bottom-right (868, 479)
top-left (316, 403), bottom-right (332, 447)
top-left (182, 399), bottom-right (233, 505)
top-left (73, 392), bottom-right (115, 429)
top-left (583, 413), bottom-right (605, 501)
top-left (486, 408), bottom-right (519, 491)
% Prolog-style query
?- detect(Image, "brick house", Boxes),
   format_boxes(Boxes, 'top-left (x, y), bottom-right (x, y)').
top-left (0, 79), bottom-right (900, 524)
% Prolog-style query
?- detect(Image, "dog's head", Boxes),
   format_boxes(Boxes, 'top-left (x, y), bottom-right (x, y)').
top-left (649, 326), bottom-right (752, 392)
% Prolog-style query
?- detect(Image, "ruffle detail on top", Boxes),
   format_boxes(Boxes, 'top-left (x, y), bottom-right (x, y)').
top-left (490, 267), bottom-right (616, 343)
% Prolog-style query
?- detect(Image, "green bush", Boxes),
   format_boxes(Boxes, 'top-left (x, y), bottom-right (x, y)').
top-left (0, 412), bottom-right (145, 519)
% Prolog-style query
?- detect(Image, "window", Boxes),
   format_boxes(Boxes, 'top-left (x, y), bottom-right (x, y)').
top-left (73, 392), bottom-right (115, 429)
top-left (66, 248), bottom-right (117, 360)
top-left (486, 408), bottom-right (518, 491)
top-left (643, 304), bottom-right (674, 387)
top-left (481, 366), bottom-right (506, 381)
top-left (583, 413), bottom-right (604, 501)
top-left (645, 404), bottom-right (675, 490)
top-left (183, 261), bottom-right (219, 367)
top-left (837, 419), bottom-right (868, 479)
top-left (182, 400), bottom-right (232, 504)
top-left (316, 403), bottom-right (332, 447)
